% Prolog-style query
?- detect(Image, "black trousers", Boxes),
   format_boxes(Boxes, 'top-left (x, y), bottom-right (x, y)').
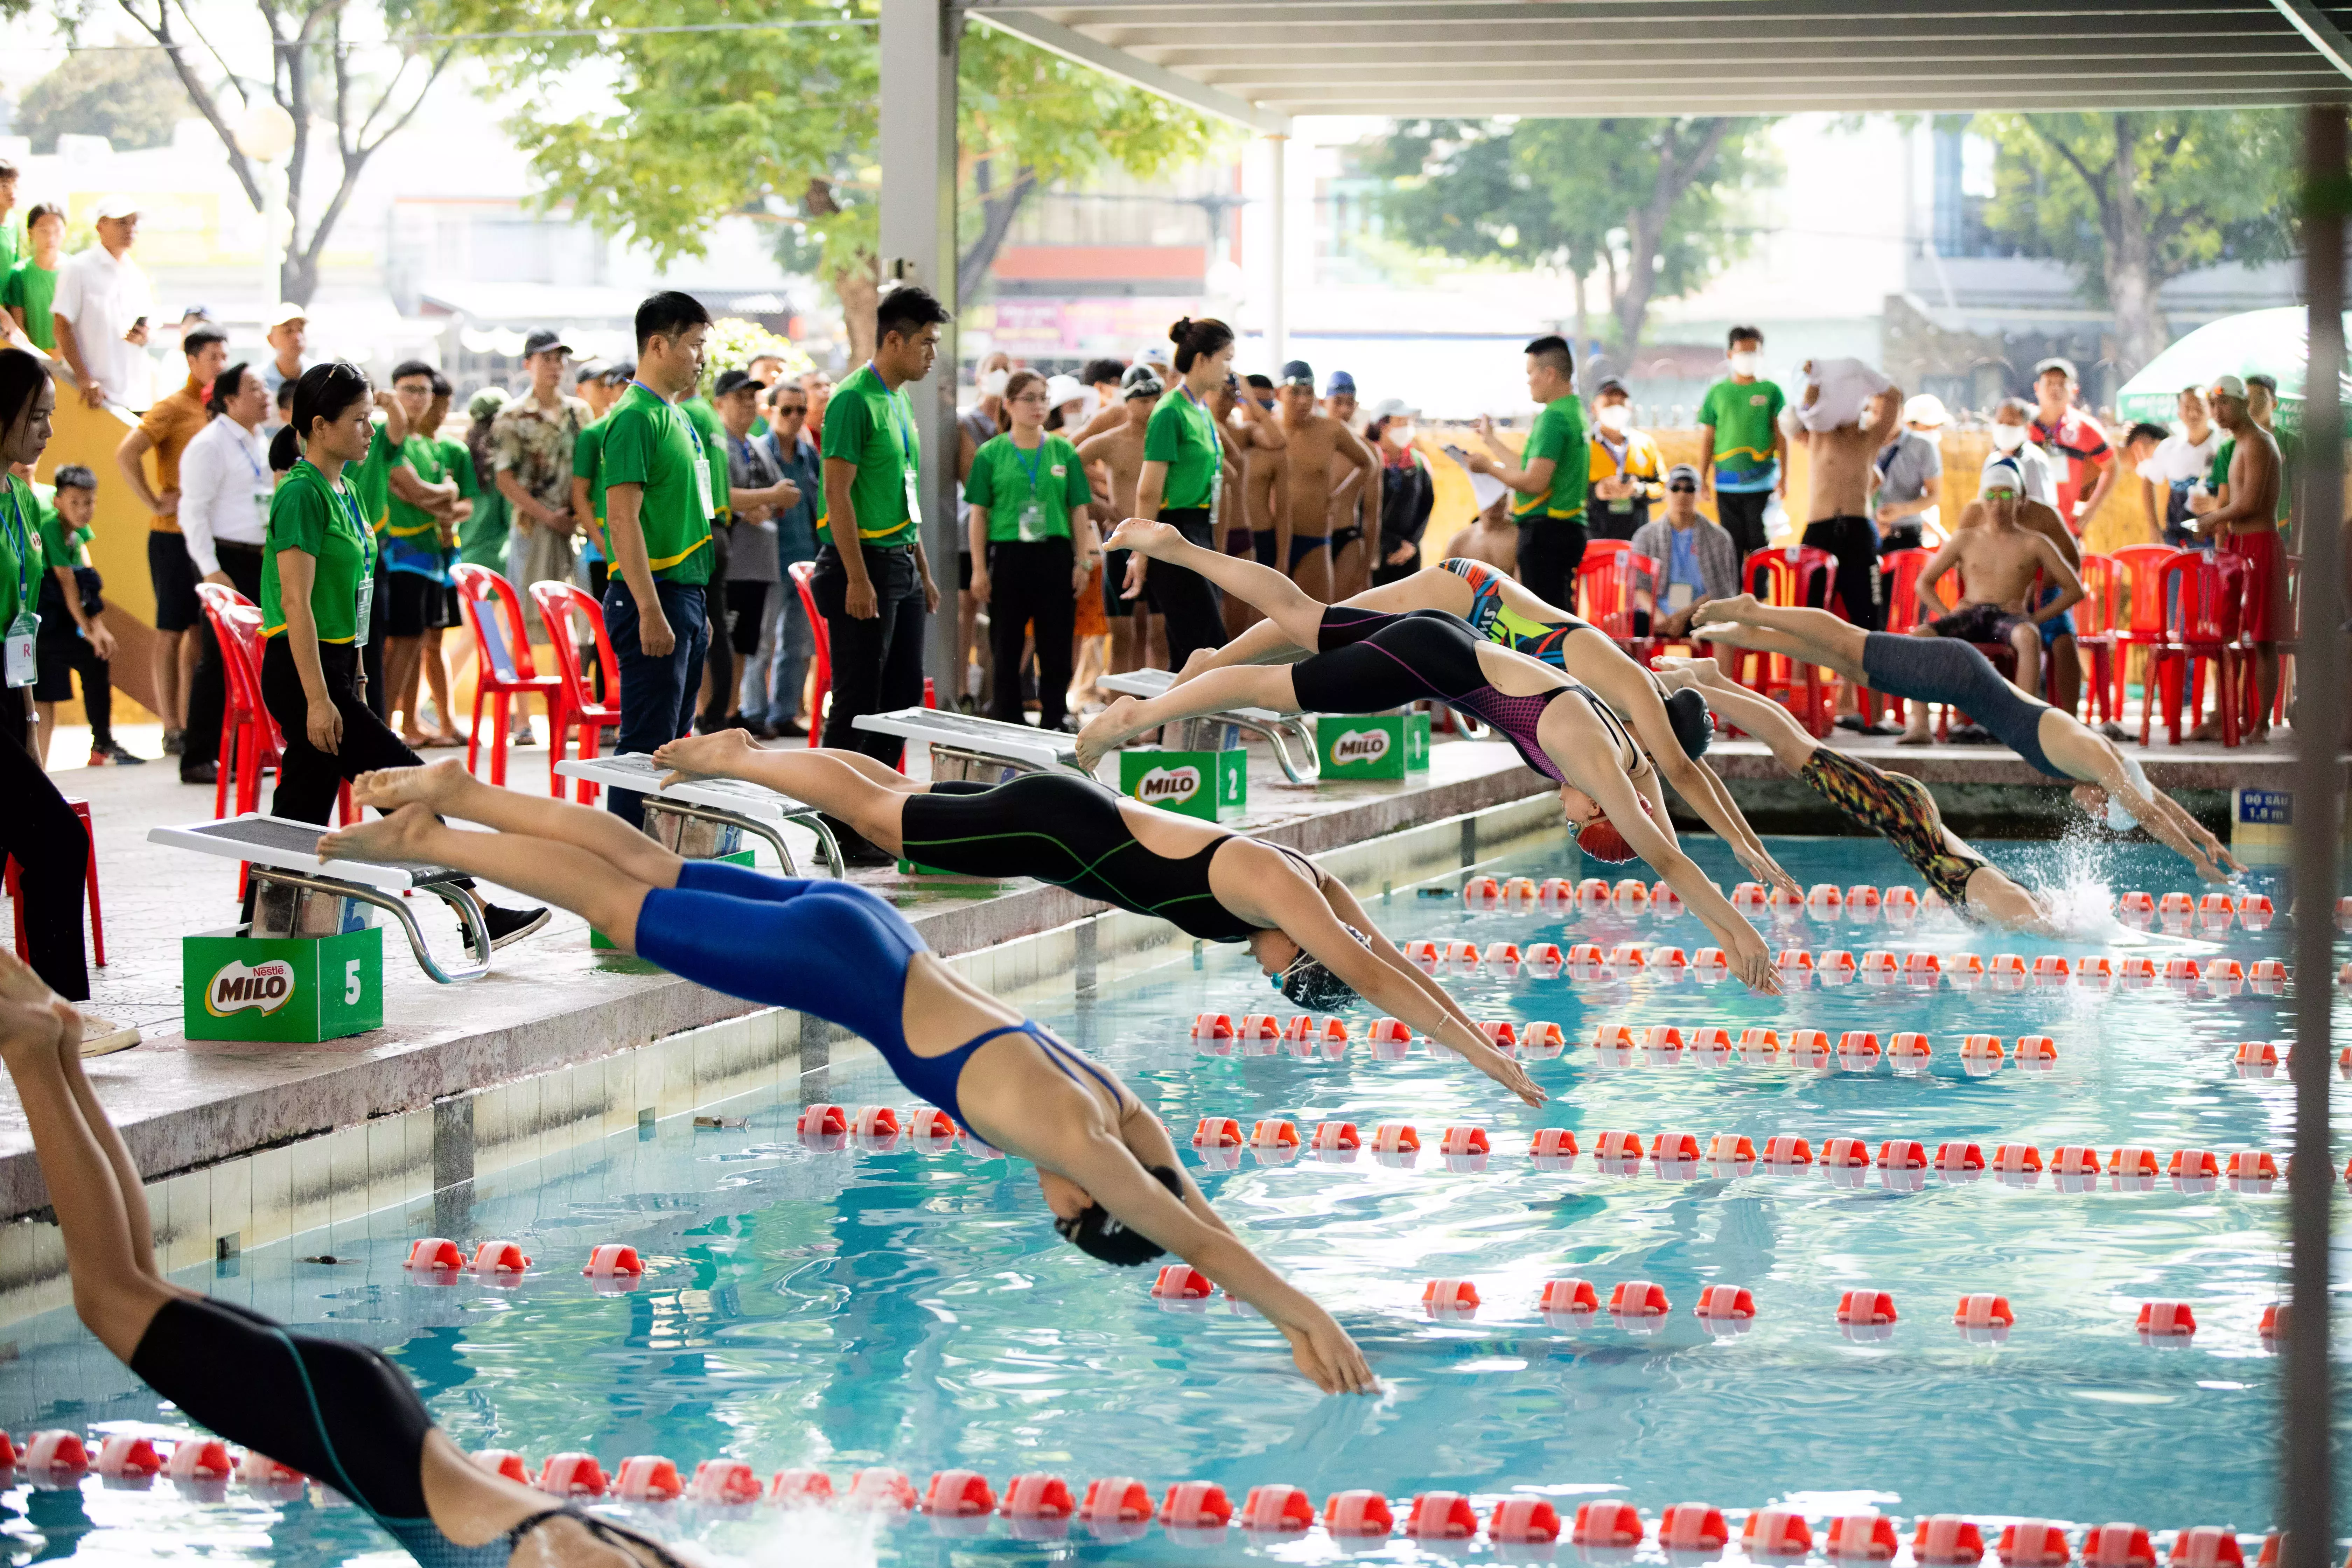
top-left (1146, 507), bottom-right (1224, 672)
top-left (1515, 515), bottom-right (1588, 611)
top-left (362, 556), bottom-right (391, 721)
top-left (34, 583), bottom-right (112, 745)
top-left (1802, 514), bottom-right (1885, 632)
top-left (0, 696), bottom-right (90, 999)
top-left (260, 637), bottom-right (422, 824)
top-left (811, 542), bottom-right (927, 766)
top-left (1715, 489), bottom-right (1770, 562)
top-left (180, 541), bottom-right (264, 774)
top-left (986, 537), bottom-right (1076, 730)
top-left (699, 523), bottom-right (735, 727)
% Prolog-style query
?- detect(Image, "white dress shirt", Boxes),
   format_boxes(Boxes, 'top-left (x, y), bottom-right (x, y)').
top-left (178, 414), bottom-right (272, 578)
top-left (49, 246), bottom-right (156, 410)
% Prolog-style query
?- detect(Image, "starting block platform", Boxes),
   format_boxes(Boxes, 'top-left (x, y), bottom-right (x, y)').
top-left (853, 708), bottom-right (1086, 782)
top-left (147, 814), bottom-right (490, 984)
top-left (1097, 668), bottom-right (1320, 784)
top-left (553, 754), bottom-right (845, 879)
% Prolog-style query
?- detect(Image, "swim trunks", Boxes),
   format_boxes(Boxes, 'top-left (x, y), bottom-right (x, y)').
top-left (1929, 601), bottom-right (2032, 646)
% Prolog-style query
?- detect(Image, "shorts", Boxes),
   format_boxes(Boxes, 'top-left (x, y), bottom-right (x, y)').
top-left (1102, 549), bottom-right (1139, 618)
top-left (1800, 515), bottom-right (1884, 631)
top-left (148, 530), bottom-right (201, 634)
top-left (1929, 601), bottom-right (2031, 646)
top-left (1798, 746), bottom-right (1988, 910)
top-left (1878, 522), bottom-right (1926, 556)
top-left (2226, 528), bottom-right (2283, 641)
top-left (2036, 584), bottom-right (2076, 647)
top-left (957, 547), bottom-right (972, 593)
top-left (384, 571), bottom-right (457, 637)
top-left (33, 583), bottom-right (106, 703)
top-left (726, 580), bottom-right (769, 656)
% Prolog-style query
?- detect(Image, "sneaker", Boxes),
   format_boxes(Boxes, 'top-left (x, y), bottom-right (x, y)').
top-left (89, 740), bottom-right (146, 766)
top-left (161, 728), bottom-right (184, 756)
top-left (1947, 721), bottom-right (1995, 745)
top-left (180, 761), bottom-right (220, 785)
top-left (468, 903), bottom-right (551, 953)
top-left (1834, 714), bottom-right (1869, 733)
top-left (78, 1014), bottom-right (140, 1057)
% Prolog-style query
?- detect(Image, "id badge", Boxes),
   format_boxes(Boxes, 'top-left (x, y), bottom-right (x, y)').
top-left (1666, 583), bottom-right (1694, 613)
top-left (351, 573), bottom-right (373, 648)
top-left (902, 468), bottom-right (923, 527)
top-left (4, 610), bottom-right (36, 688)
top-left (693, 454), bottom-right (715, 523)
top-left (1017, 501), bottom-right (1048, 542)
top-left (253, 483), bottom-right (276, 513)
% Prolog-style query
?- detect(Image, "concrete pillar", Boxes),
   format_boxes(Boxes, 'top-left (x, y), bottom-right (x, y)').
top-left (879, 0), bottom-right (961, 689)
top-left (1267, 133), bottom-right (1288, 369)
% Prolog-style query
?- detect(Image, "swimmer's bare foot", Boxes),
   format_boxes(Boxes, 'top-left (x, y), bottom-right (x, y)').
top-left (1170, 648), bottom-right (1218, 688)
top-left (349, 758), bottom-right (472, 814)
top-left (1075, 695), bottom-right (1145, 771)
top-left (652, 727), bottom-right (758, 780)
top-left (319, 802), bottom-right (440, 865)
top-left (2246, 721), bottom-right (2272, 745)
top-left (1706, 592), bottom-right (1761, 622)
top-left (1896, 728), bottom-right (1934, 747)
top-left (1688, 621), bottom-right (1757, 650)
top-left (2186, 715), bottom-right (2224, 743)
top-left (1650, 654), bottom-right (1733, 693)
top-left (1101, 518), bottom-right (1180, 559)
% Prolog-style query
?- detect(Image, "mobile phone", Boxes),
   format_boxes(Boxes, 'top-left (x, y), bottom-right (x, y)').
top-left (1442, 443), bottom-right (1472, 466)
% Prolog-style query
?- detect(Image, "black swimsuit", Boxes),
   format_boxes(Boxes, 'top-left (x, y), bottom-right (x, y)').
top-left (898, 774), bottom-right (1315, 942)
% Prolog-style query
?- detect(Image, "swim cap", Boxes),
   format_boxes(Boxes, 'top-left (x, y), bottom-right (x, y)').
top-left (1979, 456), bottom-right (2024, 497)
top-left (1273, 924), bottom-right (1373, 1013)
top-left (1664, 687), bottom-right (1715, 758)
top-left (1055, 1164), bottom-right (1183, 1267)
top-left (1574, 815), bottom-right (1638, 863)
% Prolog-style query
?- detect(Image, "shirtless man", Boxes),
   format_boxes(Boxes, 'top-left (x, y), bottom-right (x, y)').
top-left (1274, 359), bottom-right (1378, 604)
top-left (1982, 395), bottom-right (2085, 721)
top-left (1441, 487), bottom-right (1517, 573)
top-left (1904, 456), bottom-right (2085, 722)
top-left (1233, 374), bottom-right (1291, 636)
top-left (2191, 374), bottom-right (2284, 741)
top-left (1790, 362), bottom-right (1901, 634)
top-left (1320, 371), bottom-right (1380, 596)
top-left (1077, 365), bottom-right (1167, 674)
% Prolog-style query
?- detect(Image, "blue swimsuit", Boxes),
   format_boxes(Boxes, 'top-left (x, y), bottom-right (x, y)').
top-left (634, 861), bottom-right (1120, 1130)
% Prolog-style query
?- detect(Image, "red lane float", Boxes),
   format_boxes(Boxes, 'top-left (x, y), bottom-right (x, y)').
top-left (770, 1468), bottom-right (834, 1505)
top-left (1323, 1489), bottom-right (1394, 1537)
top-left (1001, 1473), bottom-right (1074, 1521)
top-left (920, 1469), bottom-right (995, 1517)
top-left (1954, 1293), bottom-right (2015, 1329)
top-left (581, 1244), bottom-right (643, 1280)
top-left (2082, 1524), bottom-right (2157, 1568)
top-left (1404, 1491), bottom-right (1479, 1541)
top-left (1239, 1484), bottom-right (1314, 1534)
top-left (403, 1237), bottom-right (464, 1273)
top-left (1747, 1508), bottom-right (1815, 1556)
top-left (537, 1453), bottom-right (609, 1497)
top-left (1836, 1289), bottom-right (1899, 1325)
top-left (1914, 1516), bottom-right (1987, 1563)
top-left (612, 1455), bottom-right (683, 1503)
top-left (1694, 1284), bottom-right (1756, 1320)
top-left (1573, 1500), bottom-right (1644, 1547)
top-left (1157, 1479), bottom-right (1233, 1529)
top-left (1829, 1513), bottom-right (1902, 1561)
top-left (686, 1459), bottom-right (762, 1506)
top-left (1421, 1278), bottom-right (1480, 1315)
top-left (1609, 1279), bottom-right (1671, 1316)
top-left (1661, 1503), bottom-right (1731, 1552)
top-left (1490, 1497), bottom-right (1563, 1542)
top-left (2137, 1300), bottom-right (2198, 1337)
top-left (1150, 1265), bottom-right (1215, 1301)
top-left (1539, 1277), bottom-right (1600, 1314)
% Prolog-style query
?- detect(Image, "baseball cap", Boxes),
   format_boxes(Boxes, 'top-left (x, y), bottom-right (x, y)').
top-left (575, 359), bottom-right (612, 386)
top-left (468, 386), bottom-right (511, 421)
top-left (1121, 363), bottom-right (1164, 400)
top-left (1325, 370), bottom-right (1357, 396)
top-left (1136, 342), bottom-right (1174, 369)
top-left (1279, 359), bottom-right (1315, 388)
top-left (1595, 377), bottom-right (1631, 398)
top-left (1368, 396), bottom-right (1417, 422)
top-left (265, 301), bottom-right (307, 329)
top-left (1903, 393), bottom-right (1949, 426)
top-left (92, 196), bottom-right (138, 222)
top-left (1979, 455), bottom-right (2024, 496)
top-left (2211, 373), bottom-right (2249, 400)
top-left (1666, 462), bottom-right (1702, 486)
top-left (1044, 373), bottom-right (1085, 409)
top-left (713, 369), bottom-right (766, 398)
top-left (522, 328), bottom-right (572, 359)
top-left (2032, 356), bottom-right (2078, 383)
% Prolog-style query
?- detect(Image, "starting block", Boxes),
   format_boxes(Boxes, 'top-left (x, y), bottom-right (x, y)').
top-left (1099, 667), bottom-right (1320, 784)
top-left (853, 706), bottom-right (1087, 783)
top-left (554, 753), bottom-right (844, 879)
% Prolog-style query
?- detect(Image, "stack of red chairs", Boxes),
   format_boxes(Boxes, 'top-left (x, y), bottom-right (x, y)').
top-left (1729, 546), bottom-right (1838, 736)
top-left (2103, 542), bottom-right (2181, 724)
top-left (451, 565), bottom-right (564, 786)
top-left (2142, 550), bottom-right (2250, 746)
top-left (1860, 548), bottom-right (1938, 727)
top-left (1575, 541), bottom-right (1642, 640)
top-left (787, 561), bottom-right (831, 749)
top-left (195, 583), bottom-right (278, 817)
top-left (528, 582), bottom-right (623, 802)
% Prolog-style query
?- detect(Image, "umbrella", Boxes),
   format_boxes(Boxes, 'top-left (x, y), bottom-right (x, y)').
top-left (2115, 307), bottom-right (2352, 437)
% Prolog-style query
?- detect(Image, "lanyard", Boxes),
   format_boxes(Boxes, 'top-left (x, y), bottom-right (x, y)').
top-left (1007, 436), bottom-right (1046, 500)
top-left (0, 483), bottom-right (34, 614)
top-left (299, 460), bottom-right (374, 569)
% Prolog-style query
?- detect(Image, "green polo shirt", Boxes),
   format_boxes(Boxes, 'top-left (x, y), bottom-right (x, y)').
top-left (572, 413), bottom-right (611, 560)
top-left (3, 261), bottom-right (58, 352)
top-left (1698, 377), bottom-right (1786, 492)
top-left (1, 474), bottom-right (45, 631)
top-left (679, 395), bottom-right (732, 527)
top-left (348, 418), bottom-right (397, 537)
top-left (818, 362), bottom-right (920, 549)
top-left (262, 458), bottom-right (375, 642)
top-left (32, 483), bottom-right (91, 571)
top-left (1514, 395), bottom-right (1588, 522)
top-left (965, 432), bottom-right (1093, 542)
top-left (1142, 387), bottom-right (1220, 511)
top-left (455, 441), bottom-right (509, 569)
top-left (601, 383), bottom-right (713, 584)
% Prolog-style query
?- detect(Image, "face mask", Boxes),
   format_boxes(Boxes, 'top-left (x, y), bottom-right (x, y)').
top-left (1729, 351), bottom-right (1760, 376)
top-left (980, 369), bottom-right (1010, 398)
top-left (1990, 422), bottom-right (2028, 451)
top-left (1387, 421), bottom-right (1416, 446)
top-left (1597, 404), bottom-right (1631, 432)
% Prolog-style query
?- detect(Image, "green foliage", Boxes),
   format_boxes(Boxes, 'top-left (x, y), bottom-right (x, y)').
top-left (700, 317), bottom-right (815, 392)
top-left (1974, 111), bottom-right (2301, 304)
top-left (13, 41), bottom-right (194, 154)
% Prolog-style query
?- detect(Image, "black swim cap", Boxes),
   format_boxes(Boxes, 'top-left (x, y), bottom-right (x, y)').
top-left (1056, 1164), bottom-right (1183, 1267)
top-left (1274, 924), bottom-right (1373, 1012)
top-left (1665, 687), bottom-right (1715, 759)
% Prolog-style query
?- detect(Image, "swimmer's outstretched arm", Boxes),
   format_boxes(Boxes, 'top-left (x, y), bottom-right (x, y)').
top-left (2043, 721), bottom-right (2239, 881)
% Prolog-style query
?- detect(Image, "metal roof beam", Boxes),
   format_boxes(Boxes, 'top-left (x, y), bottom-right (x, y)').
top-left (967, 6), bottom-right (1291, 132)
top-left (2267, 0), bottom-right (2352, 76)
top-left (1189, 58), bottom-right (2335, 90)
top-left (1075, 12), bottom-right (2298, 46)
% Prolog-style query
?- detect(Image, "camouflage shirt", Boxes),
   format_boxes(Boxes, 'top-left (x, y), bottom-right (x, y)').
top-left (489, 393), bottom-right (591, 518)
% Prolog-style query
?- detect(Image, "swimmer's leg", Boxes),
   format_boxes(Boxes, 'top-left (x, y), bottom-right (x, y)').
top-left (321, 804), bottom-right (665, 950)
top-left (1173, 572), bottom-right (1435, 683)
top-left (347, 758), bottom-right (683, 888)
top-left (1690, 595), bottom-right (1870, 682)
top-left (1077, 666), bottom-right (1300, 771)
top-left (1106, 518), bottom-right (1329, 650)
top-left (652, 736), bottom-right (920, 854)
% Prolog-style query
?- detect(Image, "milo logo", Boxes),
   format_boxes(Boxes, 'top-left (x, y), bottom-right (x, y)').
top-left (1136, 765), bottom-right (1202, 804)
top-left (205, 958), bottom-right (297, 1018)
top-left (1333, 729), bottom-right (1392, 764)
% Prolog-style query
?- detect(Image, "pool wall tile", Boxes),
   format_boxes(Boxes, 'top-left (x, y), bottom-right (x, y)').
top-left (247, 1145), bottom-right (292, 1250)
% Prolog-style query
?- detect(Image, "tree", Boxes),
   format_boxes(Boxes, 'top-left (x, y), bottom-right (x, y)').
top-left (457, 0), bottom-right (1229, 360)
top-left (14, 42), bottom-right (192, 153)
top-left (1975, 111), bottom-right (2300, 376)
top-left (1368, 116), bottom-right (1779, 352)
top-left (33, 0), bottom-right (457, 304)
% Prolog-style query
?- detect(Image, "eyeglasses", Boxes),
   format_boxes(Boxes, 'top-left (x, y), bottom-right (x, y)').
top-left (775, 404), bottom-right (808, 416)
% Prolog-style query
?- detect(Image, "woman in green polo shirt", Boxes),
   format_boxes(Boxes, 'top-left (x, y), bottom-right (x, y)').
top-left (965, 369), bottom-right (1101, 731)
top-left (1129, 315), bottom-right (1239, 671)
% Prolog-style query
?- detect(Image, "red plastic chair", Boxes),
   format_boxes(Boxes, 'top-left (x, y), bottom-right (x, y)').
top-left (7, 797), bottom-right (103, 968)
top-left (528, 581), bottom-right (623, 802)
top-left (452, 564), bottom-right (564, 786)
top-left (1575, 540), bottom-right (1643, 640)
top-left (2143, 550), bottom-right (2249, 747)
top-left (196, 583), bottom-right (277, 817)
top-left (2105, 542), bottom-right (2183, 721)
top-left (788, 560), bottom-right (831, 749)
top-left (1860, 547), bottom-right (1939, 725)
top-left (1734, 545), bottom-right (1839, 736)
top-left (2071, 553), bottom-right (2119, 724)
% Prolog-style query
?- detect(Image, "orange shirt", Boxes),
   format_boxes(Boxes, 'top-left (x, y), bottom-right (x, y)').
top-left (136, 376), bottom-right (212, 533)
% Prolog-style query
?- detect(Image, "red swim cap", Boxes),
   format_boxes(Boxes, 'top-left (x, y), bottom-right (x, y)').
top-left (1576, 815), bottom-right (1638, 863)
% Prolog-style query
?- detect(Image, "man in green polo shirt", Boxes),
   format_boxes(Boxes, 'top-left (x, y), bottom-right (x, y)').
top-left (1467, 333), bottom-right (1588, 610)
top-left (600, 289), bottom-right (715, 827)
top-left (2, 202), bottom-right (61, 355)
top-left (813, 283), bottom-right (952, 784)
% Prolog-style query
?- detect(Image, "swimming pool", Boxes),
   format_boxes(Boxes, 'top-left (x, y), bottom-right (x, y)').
top-left (0, 828), bottom-right (2325, 1563)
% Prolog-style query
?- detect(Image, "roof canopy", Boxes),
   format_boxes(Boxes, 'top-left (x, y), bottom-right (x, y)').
top-left (967, 0), bottom-right (2352, 129)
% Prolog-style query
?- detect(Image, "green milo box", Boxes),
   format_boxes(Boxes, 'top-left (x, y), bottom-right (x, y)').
top-left (1120, 747), bottom-right (1247, 822)
top-left (1316, 713), bottom-right (1430, 780)
top-left (182, 926), bottom-right (383, 1043)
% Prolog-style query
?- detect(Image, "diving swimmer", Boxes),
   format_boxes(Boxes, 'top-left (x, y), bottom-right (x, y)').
top-left (1082, 519), bottom-right (1783, 994)
top-left (649, 729), bottom-right (1544, 1106)
top-left (1688, 595), bottom-right (2240, 881)
top-left (1172, 554), bottom-right (1799, 896)
top-left (318, 761), bottom-right (1380, 1395)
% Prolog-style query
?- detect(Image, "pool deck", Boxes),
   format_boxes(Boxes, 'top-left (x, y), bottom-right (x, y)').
top-left (5, 732), bottom-right (1551, 1225)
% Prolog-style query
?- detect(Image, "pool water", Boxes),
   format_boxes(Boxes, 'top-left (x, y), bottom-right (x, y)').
top-left (0, 830), bottom-right (2336, 1564)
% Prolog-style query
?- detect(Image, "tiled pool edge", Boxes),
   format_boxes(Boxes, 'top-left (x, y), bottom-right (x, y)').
top-left (0, 791), bottom-right (1563, 1329)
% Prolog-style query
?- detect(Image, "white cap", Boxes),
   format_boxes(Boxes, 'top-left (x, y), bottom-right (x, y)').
top-left (1044, 373), bottom-right (1085, 410)
top-left (265, 301), bottom-right (307, 329)
top-left (92, 195), bottom-right (139, 222)
top-left (2211, 373), bottom-right (2248, 400)
top-left (1903, 393), bottom-right (1948, 427)
top-left (1979, 455), bottom-right (2024, 497)
top-left (1368, 396), bottom-right (1418, 422)
top-left (1136, 342), bottom-right (1174, 368)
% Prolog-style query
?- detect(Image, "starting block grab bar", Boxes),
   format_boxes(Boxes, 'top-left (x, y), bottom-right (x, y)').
top-left (852, 708), bottom-right (1087, 783)
top-left (1096, 669), bottom-right (1319, 784)
top-left (148, 816), bottom-right (490, 985)
top-left (552, 754), bottom-right (845, 880)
